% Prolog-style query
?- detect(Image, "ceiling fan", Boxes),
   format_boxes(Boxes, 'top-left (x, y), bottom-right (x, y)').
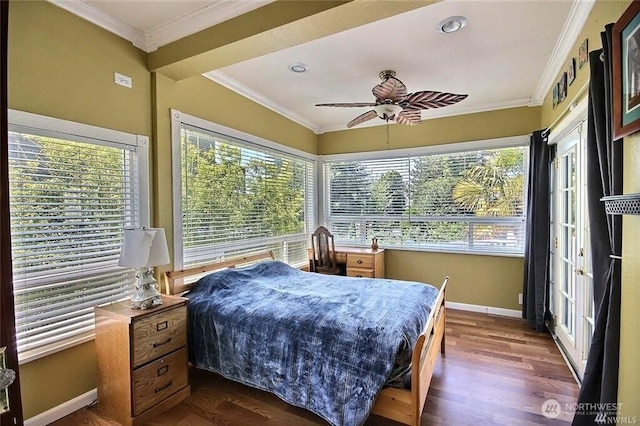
top-left (316, 70), bottom-right (468, 128)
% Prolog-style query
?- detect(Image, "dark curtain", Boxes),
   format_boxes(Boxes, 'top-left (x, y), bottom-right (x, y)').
top-left (572, 24), bottom-right (623, 425)
top-left (522, 129), bottom-right (550, 332)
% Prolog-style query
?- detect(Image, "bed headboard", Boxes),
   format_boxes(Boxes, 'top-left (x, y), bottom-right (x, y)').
top-left (163, 251), bottom-right (275, 295)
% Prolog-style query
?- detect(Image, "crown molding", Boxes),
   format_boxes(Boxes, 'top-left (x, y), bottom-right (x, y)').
top-left (48, 0), bottom-right (273, 52)
top-left (203, 71), bottom-right (321, 134)
top-left (144, 1), bottom-right (273, 52)
top-left (48, 0), bottom-right (146, 49)
top-left (529, 0), bottom-right (596, 106)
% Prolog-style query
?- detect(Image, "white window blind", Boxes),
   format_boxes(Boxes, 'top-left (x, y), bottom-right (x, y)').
top-left (8, 113), bottom-right (145, 357)
top-left (323, 144), bottom-right (527, 255)
top-left (175, 120), bottom-right (316, 268)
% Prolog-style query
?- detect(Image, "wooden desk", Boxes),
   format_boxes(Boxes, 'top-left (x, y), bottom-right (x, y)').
top-left (307, 247), bottom-right (385, 278)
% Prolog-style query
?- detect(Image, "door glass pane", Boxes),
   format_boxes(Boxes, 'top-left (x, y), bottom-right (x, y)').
top-left (584, 276), bottom-right (594, 359)
top-left (567, 300), bottom-right (575, 336)
top-left (570, 187), bottom-right (576, 225)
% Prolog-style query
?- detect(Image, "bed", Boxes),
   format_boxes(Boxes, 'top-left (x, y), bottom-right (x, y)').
top-left (164, 251), bottom-right (447, 426)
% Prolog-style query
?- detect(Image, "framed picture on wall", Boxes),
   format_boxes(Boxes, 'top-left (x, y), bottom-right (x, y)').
top-left (559, 72), bottom-right (567, 103)
top-left (578, 39), bottom-right (589, 69)
top-left (613, 0), bottom-right (640, 139)
top-left (553, 83), bottom-right (559, 109)
top-left (567, 58), bottom-right (576, 85)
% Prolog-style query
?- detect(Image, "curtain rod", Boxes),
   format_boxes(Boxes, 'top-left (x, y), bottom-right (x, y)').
top-left (547, 81), bottom-right (590, 132)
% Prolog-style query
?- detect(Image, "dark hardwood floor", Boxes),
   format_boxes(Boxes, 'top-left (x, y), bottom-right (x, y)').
top-left (51, 309), bottom-right (579, 425)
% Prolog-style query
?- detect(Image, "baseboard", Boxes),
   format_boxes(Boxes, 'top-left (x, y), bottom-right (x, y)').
top-left (24, 388), bottom-right (97, 426)
top-left (446, 301), bottom-right (521, 318)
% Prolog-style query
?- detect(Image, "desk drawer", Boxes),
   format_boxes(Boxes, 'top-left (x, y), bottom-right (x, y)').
top-left (347, 254), bottom-right (374, 269)
top-left (347, 268), bottom-right (374, 278)
top-left (132, 306), bottom-right (187, 367)
top-left (132, 347), bottom-right (188, 415)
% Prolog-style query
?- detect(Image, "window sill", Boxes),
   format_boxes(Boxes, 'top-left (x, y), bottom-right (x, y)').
top-left (18, 332), bottom-right (95, 365)
top-left (335, 243), bottom-right (524, 259)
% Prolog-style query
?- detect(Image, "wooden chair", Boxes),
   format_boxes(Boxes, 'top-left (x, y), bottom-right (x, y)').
top-left (310, 226), bottom-right (341, 275)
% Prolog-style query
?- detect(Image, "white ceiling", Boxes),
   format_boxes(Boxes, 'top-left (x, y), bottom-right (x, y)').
top-left (51, 0), bottom-right (594, 134)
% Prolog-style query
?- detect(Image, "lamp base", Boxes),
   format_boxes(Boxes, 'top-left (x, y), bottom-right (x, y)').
top-left (131, 267), bottom-right (163, 310)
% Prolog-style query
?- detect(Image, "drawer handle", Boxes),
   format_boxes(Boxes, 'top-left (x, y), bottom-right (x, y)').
top-left (356, 259), bottom-right (363, 264)
top-left (156, 321), bottom-right (168, 331)
top-left (153, 337), bottom-right (172, 348)
top-left (356, 274), bottom-right (363, 277)
top-left (154, 381), bottom-right (172, 394)
top-left (157, 365), bottom-right (169, 377)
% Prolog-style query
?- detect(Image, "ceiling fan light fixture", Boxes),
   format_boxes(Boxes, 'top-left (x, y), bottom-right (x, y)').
top-left (374, 103), bottom-right (403, 120)
top-left (316, 71), bottom-right (468, 128)
top-left (288, 62), bottom-right (309, 73)
top-left (437, 16), bottom-right (467, 34)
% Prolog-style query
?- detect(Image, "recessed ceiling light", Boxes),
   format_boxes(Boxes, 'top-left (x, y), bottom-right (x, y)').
top-left (437, 16), bottom-right (468, 34)
top-left (288, 63), bottom-right (309, 73)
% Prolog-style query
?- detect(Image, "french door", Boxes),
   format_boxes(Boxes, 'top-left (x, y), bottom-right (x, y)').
top-left (550, 120), bottom-right (594, 379)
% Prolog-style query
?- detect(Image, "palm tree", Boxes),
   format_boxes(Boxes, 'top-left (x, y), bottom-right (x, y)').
top-left (452, 148), bottom-right (524, 217)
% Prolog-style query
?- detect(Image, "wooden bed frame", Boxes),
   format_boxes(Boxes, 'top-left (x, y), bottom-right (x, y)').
top-left (164, 251), bottom-right (447, 426)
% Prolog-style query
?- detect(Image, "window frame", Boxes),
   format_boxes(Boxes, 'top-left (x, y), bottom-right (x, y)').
top-left (170, 109), bottom-right (317, 270)
top-left (319, 135), bottom-right (530, 257)
top-left (8, 109), bottom-right (150, 364)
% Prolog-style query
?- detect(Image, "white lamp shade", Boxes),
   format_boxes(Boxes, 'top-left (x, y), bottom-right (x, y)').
top-left (118, 228), bottom-right (170, 268)
top-left (374, 103), bottom-right (403, 119)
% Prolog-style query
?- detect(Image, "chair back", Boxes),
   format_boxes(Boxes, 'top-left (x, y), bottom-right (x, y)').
top-left (310, 226), bottom-right (340, 274)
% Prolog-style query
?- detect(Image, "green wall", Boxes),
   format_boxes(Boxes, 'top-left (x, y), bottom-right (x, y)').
top-left (385, 250), bottom-right (524, 310)
top-left (8, 1), bottom-right (150, 136)
top-left (318, 106), bottom-right (540, 154)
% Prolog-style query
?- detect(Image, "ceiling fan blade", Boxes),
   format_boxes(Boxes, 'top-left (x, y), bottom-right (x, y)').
top-left (316, 102), bottom-right (378, 108)
top-left (402, 91), bottom-right (468, 109)
top-left (347, 110), bottom-right (378, 128)
top-left (395, 109), bottom-right (422, 125)
top-left (372, 76), bottom-right (408, 102)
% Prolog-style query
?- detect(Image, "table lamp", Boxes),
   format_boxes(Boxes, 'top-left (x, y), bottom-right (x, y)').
top-left (118, 227), bottom-right (170, 309)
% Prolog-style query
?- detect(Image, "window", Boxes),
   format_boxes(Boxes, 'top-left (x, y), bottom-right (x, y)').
top-left (172, 111), bottom-right (316, 269)
top-left (322, 138), bottom-right (528, 255)
top-left (8, 111), bottom-right (148, 360)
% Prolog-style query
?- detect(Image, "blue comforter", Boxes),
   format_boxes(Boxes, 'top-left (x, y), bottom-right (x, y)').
top-left (187, 260), bottom-right (439, 426)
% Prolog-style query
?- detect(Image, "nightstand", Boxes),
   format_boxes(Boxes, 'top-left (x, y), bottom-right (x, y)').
top-left (345, 249), bottom-right (385, 278)
top-left (94, 295), bottom-right (190, 426)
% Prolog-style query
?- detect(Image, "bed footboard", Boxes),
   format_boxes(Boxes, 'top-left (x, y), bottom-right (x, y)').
top-left (371, 276), bottom-right (448, 426)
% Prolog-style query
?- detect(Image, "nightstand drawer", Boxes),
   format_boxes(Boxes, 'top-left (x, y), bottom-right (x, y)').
top-left (347, 268), bottom-right (374, 278)
top-left (132, 348), bottom-right (188, 415)
top-left (133, 306), bottom-right (187, 367)
top-left (347, 254), bottom-right (374, 269)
